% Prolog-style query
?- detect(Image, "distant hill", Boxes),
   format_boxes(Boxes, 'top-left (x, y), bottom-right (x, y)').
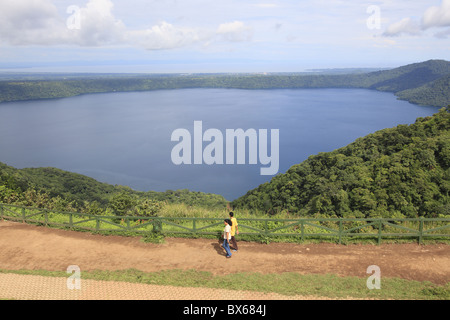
top-left (0, 60), bottom-right (448, 107)
top-left (231, 108), bottom-right (450, 218)
top-left (362, 60), bottom-right (450, 106)
top-left (366, 59), bottom-right (450, 92)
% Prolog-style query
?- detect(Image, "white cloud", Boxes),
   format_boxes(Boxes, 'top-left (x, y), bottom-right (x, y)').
top-left (383, 0), bottom-right (450, 38)
top-left (0, 0), bottom-right (126, 46)
top-left (422, 0), bottom-right (450, 29)
top-left (0, 0), bottom-right (253, 49)
top-left (0, 0), bottom-right (65, 45)
top-left (75, 0), bottom-right (127, 46)
top-left (128, 22), bottom-right (206, 50)
top-left (216, 21), bottom-right (253, 42)
top-left (383, 18), bottom-right (421, 37)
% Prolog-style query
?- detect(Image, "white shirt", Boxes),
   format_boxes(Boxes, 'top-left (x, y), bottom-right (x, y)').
top-left (223, 225), bottom-right (231, 240)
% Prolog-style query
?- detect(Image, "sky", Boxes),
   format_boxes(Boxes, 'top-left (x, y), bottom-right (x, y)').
top-left (0, 0), bottom-right (449, 73)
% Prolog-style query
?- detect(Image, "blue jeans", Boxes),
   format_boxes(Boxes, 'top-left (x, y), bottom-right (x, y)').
top-left (223, 239), bottom-right (232, 257)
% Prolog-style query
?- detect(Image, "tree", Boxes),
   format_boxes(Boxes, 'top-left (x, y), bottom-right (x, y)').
top-left (109, 192), bottom-right (136, 216)
top-left (133, 199), bottom-right (164, 217)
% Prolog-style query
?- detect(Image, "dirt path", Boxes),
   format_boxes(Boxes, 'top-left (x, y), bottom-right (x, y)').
top-left (0, 220), bottom-right (449, 285)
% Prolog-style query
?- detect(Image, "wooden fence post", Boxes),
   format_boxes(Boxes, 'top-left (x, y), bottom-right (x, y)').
top-left (418, 217), bottom-right (424, 244)
top-left (377, 219), bottom-right (382, 245)
top-left (301, 220), bottom-right (304, 242)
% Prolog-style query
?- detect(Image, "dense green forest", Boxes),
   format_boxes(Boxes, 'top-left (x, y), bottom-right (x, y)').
top-left (231, 108), bottom-right (450, 218)
top-left (0, 60), bottom-right (449, 107)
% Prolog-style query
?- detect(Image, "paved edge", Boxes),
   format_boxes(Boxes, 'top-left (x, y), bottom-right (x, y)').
top-left (0, 272), bottom-right (351, 300)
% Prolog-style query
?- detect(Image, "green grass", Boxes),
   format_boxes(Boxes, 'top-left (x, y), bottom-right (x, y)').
top-left (1, 268), bottom-right (448, 300)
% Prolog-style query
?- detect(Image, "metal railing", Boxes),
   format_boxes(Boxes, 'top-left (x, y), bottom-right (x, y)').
top-left (1, 203), bottom-right (449, 244)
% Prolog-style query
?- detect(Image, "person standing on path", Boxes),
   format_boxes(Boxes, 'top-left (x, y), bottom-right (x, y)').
top-left (229, 212), bottom-right (239, 252)
top-left (223, 219), bottom-right (232, 258)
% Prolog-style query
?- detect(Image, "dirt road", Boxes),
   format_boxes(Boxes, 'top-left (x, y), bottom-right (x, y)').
top-left (0, 220), bottom-right (449, 285)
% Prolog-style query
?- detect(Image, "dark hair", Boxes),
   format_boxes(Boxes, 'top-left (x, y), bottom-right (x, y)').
top-left (224, 219), bottom-right (232, 226)
top-left (229, 211), bottom-right (234, 217)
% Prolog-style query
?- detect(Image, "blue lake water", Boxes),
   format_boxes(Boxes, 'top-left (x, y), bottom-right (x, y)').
top-left (0, 88), bottom-right (439, 200)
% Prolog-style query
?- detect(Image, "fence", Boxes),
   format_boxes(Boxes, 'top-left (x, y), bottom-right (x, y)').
top-left (1, 203), bottom-right (449, 244)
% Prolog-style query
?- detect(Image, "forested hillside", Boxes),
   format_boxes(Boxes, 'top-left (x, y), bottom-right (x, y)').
top-left (0, 163), bottom-right (227, 214)
top-left (231, 108), bottom-right (450, 218)
top-left (0, 60), bottom-right (448, 107)
top-left (396, 75), bottom-right (450, 107)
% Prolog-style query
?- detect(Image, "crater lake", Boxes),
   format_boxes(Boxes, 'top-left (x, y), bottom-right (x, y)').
top-left (0, 88), bottom-right (439, 200)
